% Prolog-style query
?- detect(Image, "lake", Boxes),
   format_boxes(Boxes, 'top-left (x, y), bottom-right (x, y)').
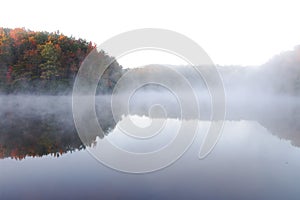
top-left (0, 95), bottom-right (300, 199)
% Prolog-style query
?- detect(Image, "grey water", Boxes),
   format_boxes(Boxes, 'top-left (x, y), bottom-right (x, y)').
top-left (0, 94), bottom-right (300, 200)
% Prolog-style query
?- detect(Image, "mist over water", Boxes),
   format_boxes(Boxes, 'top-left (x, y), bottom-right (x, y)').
top-left (0, 92), bottom-right (300, 198)
top-left (0, 80), bottom-right (299, 151)
top-left (1, 63), bottom-right (300, 200)
top-left (0, 89), bottom-right (298, 121)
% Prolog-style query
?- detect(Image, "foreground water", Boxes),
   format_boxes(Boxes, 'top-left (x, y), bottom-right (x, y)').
top-left (0, 95), bottom-right (300, 199)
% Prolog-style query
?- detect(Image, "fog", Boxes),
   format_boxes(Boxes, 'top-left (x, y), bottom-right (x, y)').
top-left (1, 62), bottom-right (300, 160)
top-left (1, 63), bottom-right (299, 124)
top-left (0, 87), bottom-right (299, 136)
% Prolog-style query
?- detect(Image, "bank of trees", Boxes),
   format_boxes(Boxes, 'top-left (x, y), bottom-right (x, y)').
top-left (1, 27), bottom-right (299, 95)
top-left (0, 28), bottom-right (122, 94)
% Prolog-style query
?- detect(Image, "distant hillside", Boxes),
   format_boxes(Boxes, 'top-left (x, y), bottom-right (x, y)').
top-left (123, 46), bottom-right (300, 96)
top-left (0, 28), bottom-right (123, 94)
top-left (261, 45), bottom-right (300, 94)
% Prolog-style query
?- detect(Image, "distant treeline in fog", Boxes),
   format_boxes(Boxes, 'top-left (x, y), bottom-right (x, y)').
top-left (124, 46), bottom-right (300, 96)
top-left (0, 28), bottom-right (122, 94)
top-left (219, 45), bottom-right (300, 95)
top-left (0, 28), bottom-right (299, 95)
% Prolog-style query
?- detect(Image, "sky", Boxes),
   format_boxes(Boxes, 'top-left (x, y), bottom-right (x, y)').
top-left (1, 0), bottom-right (300, 68)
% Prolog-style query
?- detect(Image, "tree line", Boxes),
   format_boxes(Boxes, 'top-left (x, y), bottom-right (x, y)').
top-left (1, 27), bottom-right (299, 95)
top-left (0, 27), bottom-right (123, 94)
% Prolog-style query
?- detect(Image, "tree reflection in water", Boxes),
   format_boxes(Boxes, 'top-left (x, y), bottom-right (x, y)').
top-left (0, 95), bottom-right (299, 160)
top-left (1, 113), bottom-right (84, 160)
top-left (0, 96), bottom-right (117, 160)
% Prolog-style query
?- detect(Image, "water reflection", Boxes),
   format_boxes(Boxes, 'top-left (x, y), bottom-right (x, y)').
top-left (0, 96), bottom-right (117, 160)
top-left (0, 95), bottom-right (299, 160)
top-left (0, 112), bottom-right (84, 159)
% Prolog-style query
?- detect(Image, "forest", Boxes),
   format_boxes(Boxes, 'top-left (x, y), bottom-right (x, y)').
top-left (0, 27), bottom-right (299, 95)
top-left (0, 27), bottom-right (123, 94)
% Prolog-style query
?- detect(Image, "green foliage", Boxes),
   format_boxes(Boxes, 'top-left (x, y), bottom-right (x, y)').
top-left (40, 42), bottom-right (61, 80)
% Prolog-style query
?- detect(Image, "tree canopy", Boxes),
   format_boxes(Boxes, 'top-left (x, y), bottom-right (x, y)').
top-left (0, 27), bottom-right (123, 94)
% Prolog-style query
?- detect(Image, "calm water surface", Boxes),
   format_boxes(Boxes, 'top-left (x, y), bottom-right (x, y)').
top-left (0, 95), bottom-right (300, 200)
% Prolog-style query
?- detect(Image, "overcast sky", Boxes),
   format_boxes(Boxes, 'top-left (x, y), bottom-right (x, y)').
top-left (1, 0), bottom-right (300, 67)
